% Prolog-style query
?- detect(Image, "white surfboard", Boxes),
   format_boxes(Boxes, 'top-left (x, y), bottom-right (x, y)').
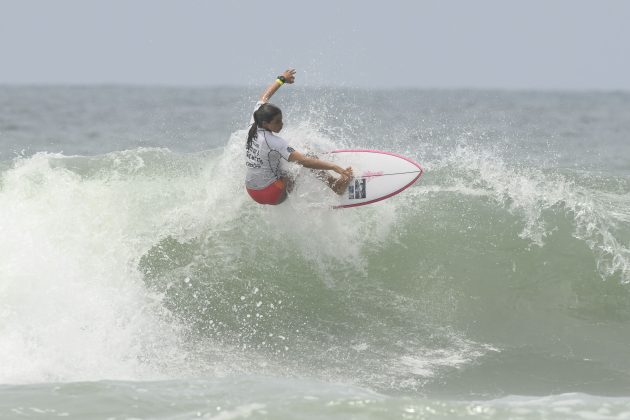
top-left (326, 149), bottom-right (424, 208)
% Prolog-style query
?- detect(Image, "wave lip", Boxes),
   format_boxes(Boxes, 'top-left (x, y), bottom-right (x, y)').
top-left (434, 144), bottom-right (630, 283)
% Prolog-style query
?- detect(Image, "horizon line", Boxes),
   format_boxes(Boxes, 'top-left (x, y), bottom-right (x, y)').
top-left (1, 82), bottom-right (629, 94)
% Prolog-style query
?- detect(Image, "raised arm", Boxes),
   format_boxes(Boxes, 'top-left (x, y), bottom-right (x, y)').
top-left (259, 69), bottom-right (296, 103)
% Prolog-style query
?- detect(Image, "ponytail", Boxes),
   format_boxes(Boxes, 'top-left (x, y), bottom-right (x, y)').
top-left (246, 103), bottom-right (282, 150)
top-left (246, 116), bottom-right (259, 150)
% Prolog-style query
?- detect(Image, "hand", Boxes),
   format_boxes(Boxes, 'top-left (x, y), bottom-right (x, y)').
top-left (281, 68), bottom-right (296, 84)
top-left (331, 166), bottom-right (353, 195)
top-left (334, 166), bottom-right (353, 178)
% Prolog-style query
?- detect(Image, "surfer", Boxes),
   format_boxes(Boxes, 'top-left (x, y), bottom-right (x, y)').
top-left (245, 68), bottom-right (353, 205)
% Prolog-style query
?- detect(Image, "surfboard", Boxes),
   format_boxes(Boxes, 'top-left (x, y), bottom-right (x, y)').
top-left (326, 149), bottom-right (424, 208)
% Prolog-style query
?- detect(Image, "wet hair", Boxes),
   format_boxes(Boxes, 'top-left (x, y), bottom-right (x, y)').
top-left (247, 103), bottom-right (282, 150)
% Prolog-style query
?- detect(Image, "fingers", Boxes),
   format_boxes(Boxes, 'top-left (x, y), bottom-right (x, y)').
top-left (283, 68), bottom-right (297, 83)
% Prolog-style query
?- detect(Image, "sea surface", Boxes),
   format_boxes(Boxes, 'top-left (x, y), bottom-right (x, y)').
top-left (1, 86), bottom-right (629, 419)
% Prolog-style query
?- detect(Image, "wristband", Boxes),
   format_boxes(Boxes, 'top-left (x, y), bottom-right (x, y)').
top-left (276, 75), bottom-right (286, 85)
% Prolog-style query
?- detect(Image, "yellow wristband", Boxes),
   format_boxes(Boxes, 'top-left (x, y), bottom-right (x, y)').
top-left (275, 78), bottom-right (285, 85)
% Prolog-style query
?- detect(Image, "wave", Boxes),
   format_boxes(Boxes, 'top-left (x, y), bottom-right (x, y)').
top-left (430, 143), bottom-right (630, 281)
top-left (1, 129), bottom-right (629, 396)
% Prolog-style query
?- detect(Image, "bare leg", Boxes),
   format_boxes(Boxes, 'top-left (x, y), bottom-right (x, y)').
top-left (274, 176), bottom-right (294, 204)
top-left (283, 176), bottom-right (295, 193)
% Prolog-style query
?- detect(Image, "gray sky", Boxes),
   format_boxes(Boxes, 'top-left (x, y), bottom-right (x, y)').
top-left (2, 0), bottom-right (629, 90)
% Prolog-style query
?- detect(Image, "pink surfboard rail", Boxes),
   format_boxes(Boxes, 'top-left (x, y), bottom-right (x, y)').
top-left (329, 149), bottom-right (424, 209)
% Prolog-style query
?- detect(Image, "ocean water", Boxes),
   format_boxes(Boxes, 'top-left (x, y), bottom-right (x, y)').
top-left (1, 86), bottom-right (629, 419)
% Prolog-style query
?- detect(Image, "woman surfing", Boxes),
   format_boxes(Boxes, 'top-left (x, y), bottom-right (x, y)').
top-left (245, 68), bottom-right (353, 205)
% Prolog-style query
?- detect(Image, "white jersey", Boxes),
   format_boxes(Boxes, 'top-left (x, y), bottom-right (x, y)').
top-left (245, 102), bottom-right (295, 189)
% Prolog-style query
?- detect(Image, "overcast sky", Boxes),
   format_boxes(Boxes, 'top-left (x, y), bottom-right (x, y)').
top-left (2, 0), bottom-right (629, 90)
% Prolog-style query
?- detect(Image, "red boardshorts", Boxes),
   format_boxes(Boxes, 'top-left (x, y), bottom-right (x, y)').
top-left (246, 179), bottom-right (286, 205)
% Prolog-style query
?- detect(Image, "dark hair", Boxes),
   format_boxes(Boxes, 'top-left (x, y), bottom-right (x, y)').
top-left (247, 103), bottom-right (282, 149)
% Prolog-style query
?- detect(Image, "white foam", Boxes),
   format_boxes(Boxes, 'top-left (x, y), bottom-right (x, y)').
top-left (0, 151), bottom-right (204, 383)
top-left (437, 144), bottom-right (630, 283)
top-left (0, 127), bottom-right (412, 383)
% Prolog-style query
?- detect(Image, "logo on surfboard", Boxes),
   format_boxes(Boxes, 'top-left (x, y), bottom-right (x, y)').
top-left (348, 178), bottom-right (367, 199)
top-left (361, 170), bottom-right (384, 180)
